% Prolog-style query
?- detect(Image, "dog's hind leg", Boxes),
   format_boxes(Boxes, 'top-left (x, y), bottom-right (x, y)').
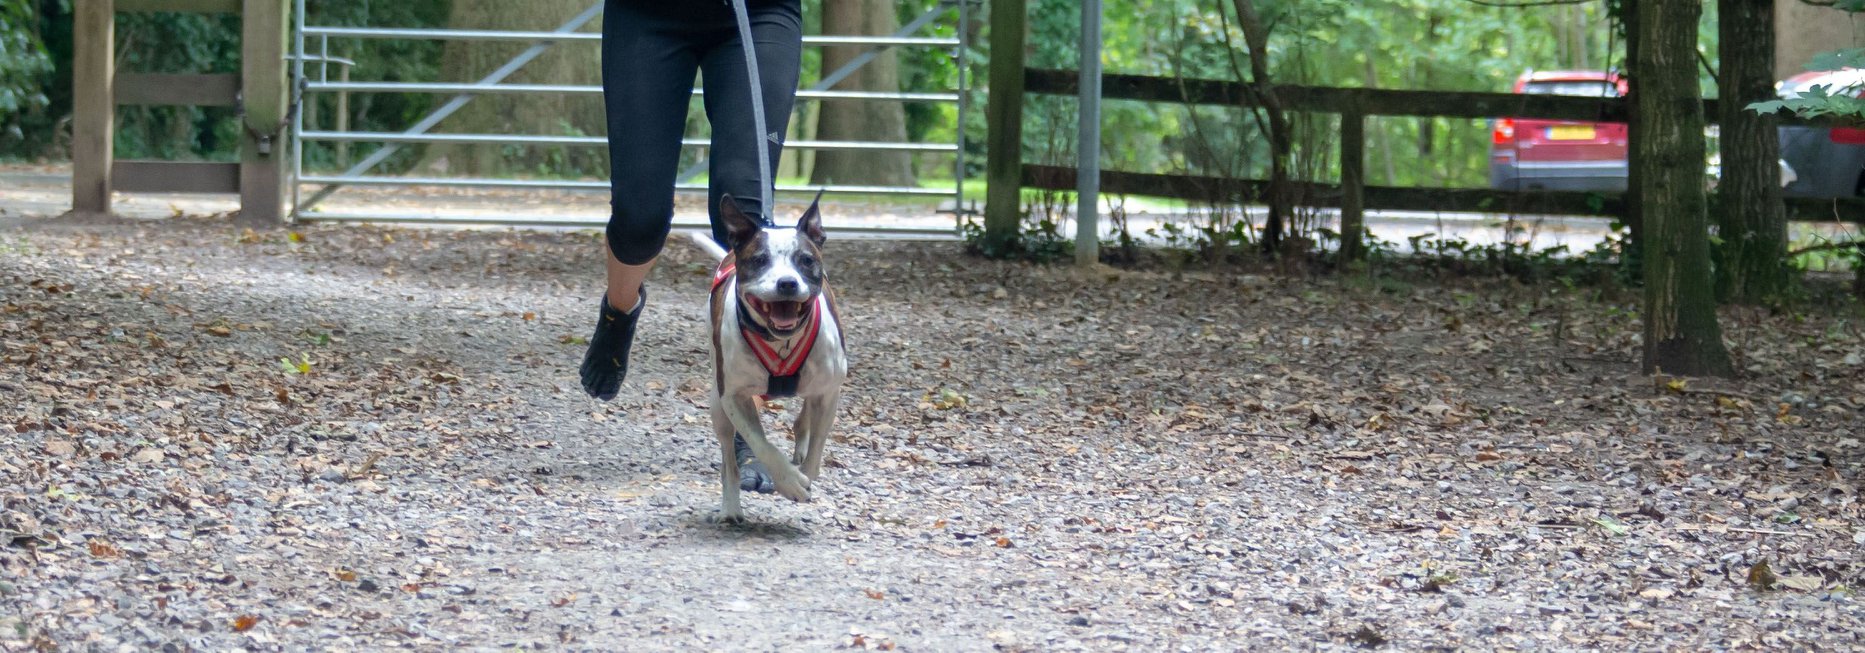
top-left (725, 395), bottom-right (811, 502)
top-left (790, 408), bottom-right (810, 469)
top-left (800, 391), bottom-right (838, 481)
top-left (713, 402), bottom-right (744, 522)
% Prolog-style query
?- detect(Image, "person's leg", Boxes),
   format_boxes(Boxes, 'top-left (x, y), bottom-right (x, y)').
top-left (698, 0), bottom-right (805, 491)
top-left (582, 0), bottom-right (704, 400)
top-left (699, 0), bottom-right (804, 239)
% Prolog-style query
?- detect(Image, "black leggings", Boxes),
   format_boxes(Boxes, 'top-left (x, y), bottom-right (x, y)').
top-left (601, 0), bottom-right (803, 265)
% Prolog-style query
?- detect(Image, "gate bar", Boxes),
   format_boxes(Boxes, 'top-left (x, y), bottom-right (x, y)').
top-left (306, 81), bottom-right (958, 102)
top-left (303, 26), bottom-right (957, 48)
top-left (299, 174), bottom-right (954, 196)
top-left (300, 131), bottom-right (958, 151)
top-left (293, 213), bottom-right (962, 238)
top-left (294, 1), bottom-right (605, 215)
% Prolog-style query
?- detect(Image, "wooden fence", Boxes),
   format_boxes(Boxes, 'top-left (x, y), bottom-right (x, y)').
top-left (72, 0), bottom-right (290, 222)
top-left (983, 64), bottom-right (1865, 257)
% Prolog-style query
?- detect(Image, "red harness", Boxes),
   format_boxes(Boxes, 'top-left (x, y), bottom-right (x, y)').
top-left (713, 260), bottom-right (823, 394)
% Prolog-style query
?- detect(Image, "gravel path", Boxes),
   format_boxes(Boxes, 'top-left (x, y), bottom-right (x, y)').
top-left (2, 215), bottom-right (1861, 651)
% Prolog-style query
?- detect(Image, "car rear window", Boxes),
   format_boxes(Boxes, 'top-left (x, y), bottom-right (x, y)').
top-left (1522, 81), bottom-right (1618, 97)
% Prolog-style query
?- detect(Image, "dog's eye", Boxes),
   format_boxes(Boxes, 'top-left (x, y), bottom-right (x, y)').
top-left (797, 254), bottom-right (817, 268)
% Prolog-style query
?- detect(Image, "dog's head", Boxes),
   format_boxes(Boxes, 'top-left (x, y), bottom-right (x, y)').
top-left (720, 193), bottom-right (827, 334)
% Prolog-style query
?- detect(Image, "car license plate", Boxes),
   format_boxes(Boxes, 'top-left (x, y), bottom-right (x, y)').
top-left (1547, 125), bottom-right (1596, 140)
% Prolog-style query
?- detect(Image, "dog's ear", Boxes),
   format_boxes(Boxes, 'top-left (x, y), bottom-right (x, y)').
top-left (719, 194), bottom-right (762, 250)
top-left (797, 189), bottom-right (826, 246)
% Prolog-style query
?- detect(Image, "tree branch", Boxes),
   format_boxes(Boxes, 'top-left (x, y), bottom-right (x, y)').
top-left (1787, 240), bottom-right (1865, 258)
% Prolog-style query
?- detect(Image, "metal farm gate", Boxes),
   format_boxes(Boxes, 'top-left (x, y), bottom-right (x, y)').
top-left (288, 0), bottom-right (972, 237)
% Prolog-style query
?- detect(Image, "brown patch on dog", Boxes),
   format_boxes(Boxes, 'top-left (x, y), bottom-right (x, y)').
top-left (709, 251), bottom-right (735, 394)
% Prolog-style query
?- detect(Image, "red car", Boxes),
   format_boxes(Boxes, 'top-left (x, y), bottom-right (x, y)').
top-left (1488, 70), bottom-right (1630, 192)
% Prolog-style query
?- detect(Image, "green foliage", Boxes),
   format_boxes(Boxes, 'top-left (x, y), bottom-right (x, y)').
top-left (1358, 227), bottom-right (1625, 287)
top-left (961, 188), bottom-right (1074, 262)
top-left (112, 11), bottom-right (243, 160)
top-left (1010, 0), bottom-right (1650, 188)
top-left (1747, 9), bottom-right (1865, 124)
top-left (1746, 44), bottom-right (1865, 121)
top-left (1807, 47), bottom-right (1865, 72)
top-left (1, 0), bottom-right (55, 144)
top-left (1749, 83), bottom-right (1865, 121)
top-left (1, 0), bottom-right (448, 163)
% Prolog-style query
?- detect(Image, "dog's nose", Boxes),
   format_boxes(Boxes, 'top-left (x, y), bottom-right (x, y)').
top-left (775, 278), bottom-right (800, 294)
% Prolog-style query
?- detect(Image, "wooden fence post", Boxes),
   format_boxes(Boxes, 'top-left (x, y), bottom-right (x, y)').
top-left (983, 0), bottom-right (1027, 254)
top-left (240, 0), bottom-right (290, 223)
top-left (1338, 108), bottom-right (1365, 262)
top-left (72, 0), bottom-right (115, 216)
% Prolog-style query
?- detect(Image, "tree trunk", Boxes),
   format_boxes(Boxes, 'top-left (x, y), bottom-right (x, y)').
top-left (1621, 0), bottom-right (1645, 270)
top-left (415, 0), bottom-right (606, 178)
top-left (1715, 0), bottom-right (1788, 304)
top-left (1228, 0), bottom-right (1288, 255)
top-left (810, 0), bottom-right (915, 187)
top-left (1635, 0), bottom-right (1733, 377)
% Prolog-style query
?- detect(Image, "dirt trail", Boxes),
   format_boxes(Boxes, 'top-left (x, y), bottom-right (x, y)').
top-left (2, 215), bottom-right (1861, 651)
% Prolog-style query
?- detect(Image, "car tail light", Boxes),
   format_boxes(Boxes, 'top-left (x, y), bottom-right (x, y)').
top-left (1831, 127), bottom-right (1865, 145)
top-left (1492, 119), bottom-right (1516, 146)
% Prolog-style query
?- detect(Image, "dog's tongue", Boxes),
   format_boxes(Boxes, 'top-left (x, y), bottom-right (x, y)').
top-left (767, 300), bottom-right (803, 330)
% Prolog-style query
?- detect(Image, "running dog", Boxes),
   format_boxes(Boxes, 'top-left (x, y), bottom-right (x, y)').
top-left (689, 193), bottom-right (846, 522)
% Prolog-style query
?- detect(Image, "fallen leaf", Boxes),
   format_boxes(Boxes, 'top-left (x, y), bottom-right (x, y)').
top-left (1747, 560), bottom-right (1778, 591)
top-left (206, 325), bottom-right (232, 337)
top-left (1777, 575), bottom-right (1825, 592)
top-left (994, 536), bottom-right (1013, 548)
top-left (864, 589), bottom-right (885, 600)
top-left (1349, 625), bottom-right (1387, 649)
top-left (232, 615), bottom-right (260, 632)
top-left (88, 539), bottom-right (121, 558)
top-left (131, 448), bottom-right (164, 464)
top-left (1592, 516), bottom-right (1629, 536)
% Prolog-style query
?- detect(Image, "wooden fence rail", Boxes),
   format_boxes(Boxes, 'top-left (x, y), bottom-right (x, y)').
top-left (987, 66), bottom-right (1864, 257)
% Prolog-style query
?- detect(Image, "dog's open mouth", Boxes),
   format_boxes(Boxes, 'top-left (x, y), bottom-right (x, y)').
top-left (747, 296), bottom-right (807, 331)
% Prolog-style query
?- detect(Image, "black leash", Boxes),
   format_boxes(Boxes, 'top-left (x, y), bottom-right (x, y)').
top-left (727, 0), bottom-right (776, 224)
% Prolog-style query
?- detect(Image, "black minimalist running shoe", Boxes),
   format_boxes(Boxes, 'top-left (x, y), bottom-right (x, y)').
top-left (579, 288), bottom-right (644, 401)
top-left (734, 433), bottom-right (777, 494)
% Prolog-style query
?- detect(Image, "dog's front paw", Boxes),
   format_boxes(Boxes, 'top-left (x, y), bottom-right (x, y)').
top-left (710, 508), bottom-right (746, 525)
top-left (772, 472), bottom-right (811, 503)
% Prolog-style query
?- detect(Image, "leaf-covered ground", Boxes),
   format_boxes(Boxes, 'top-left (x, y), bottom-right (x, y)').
top-left (2, 214), bottom-right (1861, 651)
